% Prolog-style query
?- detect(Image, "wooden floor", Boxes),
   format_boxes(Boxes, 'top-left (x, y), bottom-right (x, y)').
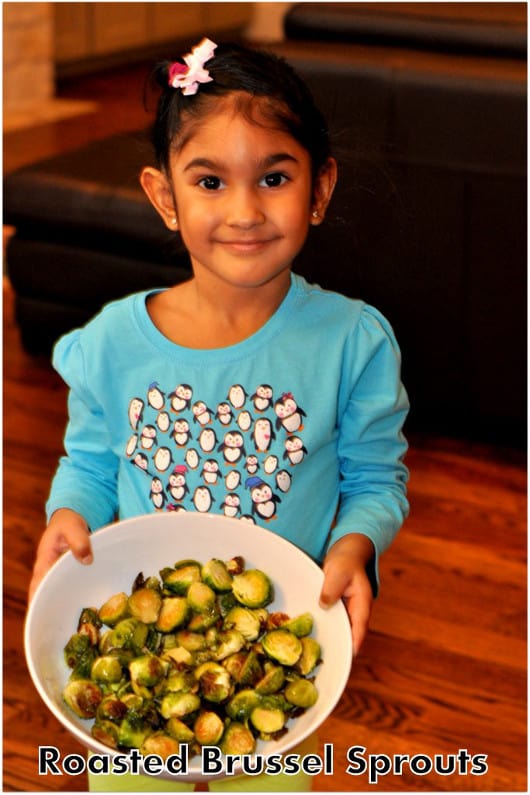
top-left (3, 58), bottom-right (527, 793)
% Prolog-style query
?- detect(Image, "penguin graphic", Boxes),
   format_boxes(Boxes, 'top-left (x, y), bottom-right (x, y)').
top-left (283, 436), bottom-right (307, 466)
top-left (156, 411), bottom-right (171, 433)
top-left (274, 393), bottom-right (306, 433)
top-left (147, 382), bottom-right (165, 411)
top-left (237, 411), bottom-right (253, 432)
top-left (131, 452), bottom-right (150, 474)
top-left (172, 419), bottom-right (192, 447)
top-left (227, 384), bottom-right (247, 409)
top-left (167, 465), bottom-right (189, 501)
top-left (153, 447), bottom-right (174, 472)
top-left (251, 384), bottom-right (273, 412)
top-left (193, 486), bottom-right (214, 513)
top-left (150, 477), bottom-right (167, 510)
top-left (276, 469), bottom-right (292, 493)
top-left (221, 493), bottom-right (241, 518)
top-left (264, 455), bottom-right (279, 475)
top-left (218, 431), bottom-right (246, 465)
top-left (239, 514), bottom-right (256, 524)
top-left (185, 448), bottom-right (201, 470)
top-left (125, 433), bottom-right (138, 457)
top-left (167, 503), bottom-right (187, 513)
top-left (128, 397), bottom-right (144, 430)
top-left (192, 401), bottom-right (213, 426)
top-left (245, 477), bottom-right (281, 521)
top-left (216, 402), bottom-right (233, 426)
top-left (245, 455), bottom-right (259, 475)
top-left (252, 418), bottom-right (275, 453)
top-left (198, 428), bottom-right (218, 454)
top-left (169, 384), bottom-right (193, 413)
top-left (140, 425), bottom-right (157, 450)
top-left (201, 459), bottom-right (220, 485)
top-left (225, 470), bottom-right (241, 490)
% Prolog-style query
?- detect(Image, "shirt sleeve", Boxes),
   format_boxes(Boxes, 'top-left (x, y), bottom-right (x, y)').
top-left (327, 305), bottom-right (410, 590)
top-left (45, 329), bottom-right (119, 531)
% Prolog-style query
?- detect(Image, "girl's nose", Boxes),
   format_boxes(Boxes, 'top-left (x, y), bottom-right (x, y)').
top-left (225, 187), bottom-right (265, 228)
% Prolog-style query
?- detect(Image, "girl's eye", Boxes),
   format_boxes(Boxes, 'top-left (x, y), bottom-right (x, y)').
top-left (198, 176), bottom-right (223, 190)
top-left (260, 172), bottom-right (288, 188)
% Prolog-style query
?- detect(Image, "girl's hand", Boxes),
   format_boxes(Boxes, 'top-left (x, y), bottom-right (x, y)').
top-left (319, 533), bottom-right (375, 657)
top-left (28, 508), bottom-right (92, 602)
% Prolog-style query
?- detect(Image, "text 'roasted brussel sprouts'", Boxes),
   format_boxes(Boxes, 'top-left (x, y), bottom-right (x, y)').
top-left (61, 556), bottom-right (322, 758)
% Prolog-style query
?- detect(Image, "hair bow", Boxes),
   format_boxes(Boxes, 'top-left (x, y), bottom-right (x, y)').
top-left (168, 38), bottom-right (217, 96)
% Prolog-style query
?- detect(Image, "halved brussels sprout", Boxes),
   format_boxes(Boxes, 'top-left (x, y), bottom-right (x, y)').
top-left (98, 592), bottom-right (130, 627)
top-left (221, 722), bottom-right (256, 755)
top-left (92, 719), bottom-right (120, 748)
top-left (187, 582), bottom-right (217, 613)
top-left (117, 717), bottom-right (152, 749)
top-left (212, 629), bottom-right (246, 661)
top-left (261, 629), bottom-right (302, 666)
top-left (162, 645), bottom-right (194, 667)
top-left (194, 711), bottom-right (225, 745)
top-left (160, 691), bottom-right (201, 720)
top-left (284, 678), bottom-right (318, 708)
top-left (280, 612), bottom-right (314, 637)
top-left (90, 655), bottom-right (123, 685)
top-left (225, 557), bottom-right (245, 576)
top-left (250, 705), bottom-right (286, 734)
top-left (129, 655), bottom-right (166, 697)
top-left (196, 662), bottom-right (233, 703)
top-left (232, 570), bottom-right (273, 608)
top-left (156, 596), bottom-right (189, 633)
top-left (109, 617), bottom-right (147, 651)
top-left (163, 669), bottom-right (197, 694)
top-left (128, 588), bottom-right (162, 624)
top-left (225, 688), bottom-right (261, 721)
top-left (161, 562), bottom-right (202, 595)
top-left (63, 679), bottom-right (103, 719)
top-left (187, 605), bottom-right (220, 633)
top-left (201, 559), bottom-right (233, 592)
top-left (64, 633), bottom-right (92, 668)
top-left (255, 663), bottom-right (285, 695)
top-left (223, 607), bottom-right (261, 642)
top-left (295, 637), bottom-right (322, 676)
top-left (141, 732), bottom-right (182, 760)
top-left (166, 717), bottom-right (196, 744)
top-left (174, 630), bottom-right (208, 652)
top-left (96, 695), bottom-right (128, 723)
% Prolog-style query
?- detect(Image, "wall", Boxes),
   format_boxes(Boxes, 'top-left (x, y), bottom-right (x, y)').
top-left (3, 2), bottom-right (54, 113)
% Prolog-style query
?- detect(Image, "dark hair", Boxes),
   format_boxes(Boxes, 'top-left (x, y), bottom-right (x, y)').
top-left (150, 41), bottom-right (331, 183)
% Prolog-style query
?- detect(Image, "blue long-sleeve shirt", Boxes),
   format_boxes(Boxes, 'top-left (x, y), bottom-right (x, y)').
top-left (46, 273), bottom-right (409, 582)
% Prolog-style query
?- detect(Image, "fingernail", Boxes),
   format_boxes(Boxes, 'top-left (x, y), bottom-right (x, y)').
top-left (81, 555), bottom-right (93, 565)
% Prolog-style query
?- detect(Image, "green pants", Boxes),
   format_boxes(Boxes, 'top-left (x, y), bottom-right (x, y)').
top-left (88, 734), bottom-right (318, 792)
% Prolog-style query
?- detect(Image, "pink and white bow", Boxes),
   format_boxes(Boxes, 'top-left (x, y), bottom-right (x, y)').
top-left (168, 38), bottom-right (217, 96)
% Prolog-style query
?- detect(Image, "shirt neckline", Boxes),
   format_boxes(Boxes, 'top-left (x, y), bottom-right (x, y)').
top-left (133, 272), bottom-right (303, 364)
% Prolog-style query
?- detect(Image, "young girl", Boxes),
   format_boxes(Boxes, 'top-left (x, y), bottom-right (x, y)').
top-left (29, 39), bottom-right (409, 791)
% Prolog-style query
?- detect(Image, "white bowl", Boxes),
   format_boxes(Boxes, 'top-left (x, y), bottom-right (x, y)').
top-left (25, 512), bottom-right (352, 781)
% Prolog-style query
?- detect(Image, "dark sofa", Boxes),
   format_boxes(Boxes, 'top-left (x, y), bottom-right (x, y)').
top-left (4, 3), bottom-right (527, 444)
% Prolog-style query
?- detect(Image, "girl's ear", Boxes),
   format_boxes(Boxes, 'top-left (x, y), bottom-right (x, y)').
top-left (310, 157), bottom-right (338, 225)
top-left (140, 167), bottom-right (179, 230)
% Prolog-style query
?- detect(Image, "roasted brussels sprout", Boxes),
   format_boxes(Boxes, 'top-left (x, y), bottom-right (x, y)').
top-left (194, 711), bottom-right (225, 745)
top-left (141, 732), bottom-right (182, 760)
top-left (262, 629), bottom-right (302, 666)
top-left (91, 655), bottom-right (123, 685)
top-left (221, 722), bottom-right (256, 755)
top-left (98, 592), bottom-right (129, 627)
top-left (63, 679), bottom-right (103, 719)
top-left (232, 570), bottom-right (273, 608)
top-left (62, 554), bottom-right (324, 759)
top-left (223, 606), bottom-right (261, 641)
top-left (295, 637), bottom-right (322, 676)
top-left (156, 596), bottom-right (190, 633)
top-left (201, 559), bottom-right (233, 592)
top-left (128, 588), bottom-right (162, 624)
top-left (284, 678), bottom-right (318, 708)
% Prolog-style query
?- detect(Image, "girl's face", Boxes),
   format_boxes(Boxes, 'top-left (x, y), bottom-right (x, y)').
top-left (142, 96), bottom-right (336, 293)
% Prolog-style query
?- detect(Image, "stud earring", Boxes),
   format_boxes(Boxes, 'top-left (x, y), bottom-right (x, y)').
top-left (312, 210), bottom-right (319, 219)
top-left (171, 217), bottom-right (177, 225)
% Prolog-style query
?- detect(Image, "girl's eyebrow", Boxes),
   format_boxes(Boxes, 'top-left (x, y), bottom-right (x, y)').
top-left (183, 152), bottom-right (299, 172)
